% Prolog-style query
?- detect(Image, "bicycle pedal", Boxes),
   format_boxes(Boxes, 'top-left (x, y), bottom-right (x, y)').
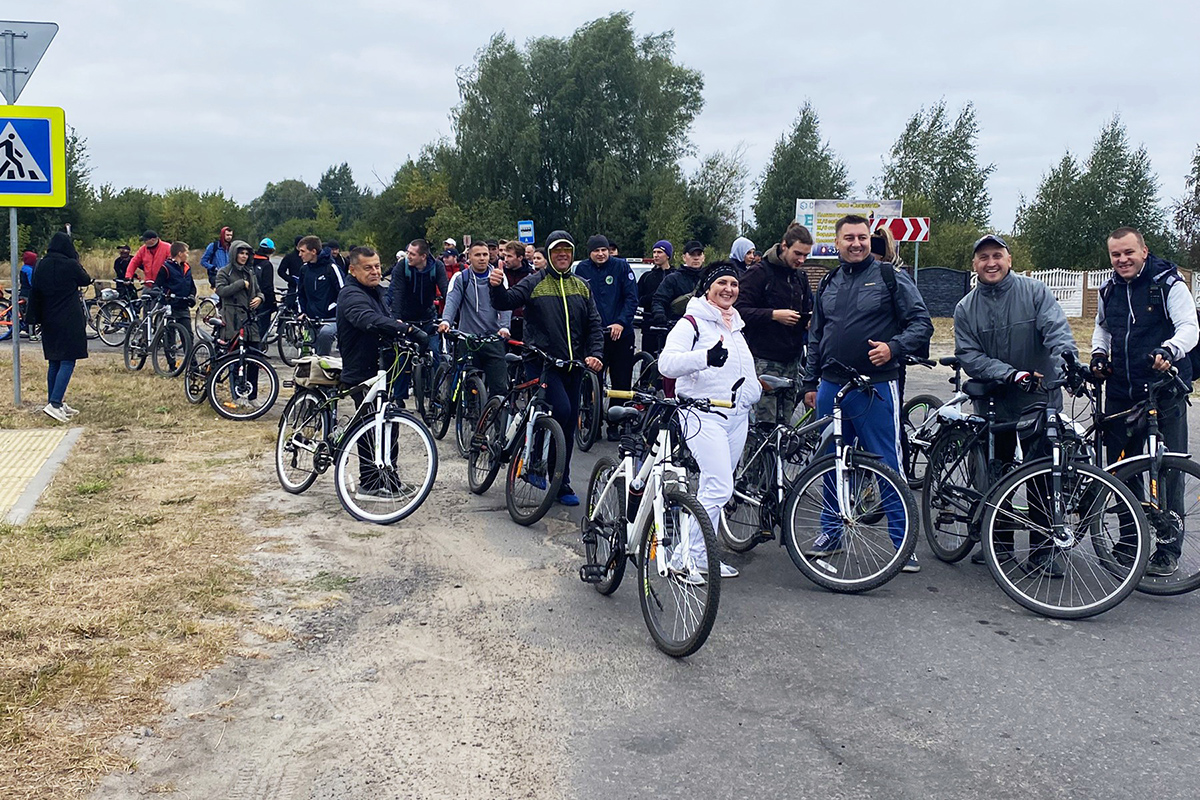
top-left (579, 563), bottom-right (606, 584)
top-left (753, 530), bottom-right (776, 544)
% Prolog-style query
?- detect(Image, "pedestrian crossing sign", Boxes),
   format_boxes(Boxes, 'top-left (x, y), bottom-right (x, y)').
top-left (0, 105), bottom-right (66, 208)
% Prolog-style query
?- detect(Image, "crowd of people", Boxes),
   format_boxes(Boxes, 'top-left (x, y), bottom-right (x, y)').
top-left (13, 214), bottom-right (1197, 576)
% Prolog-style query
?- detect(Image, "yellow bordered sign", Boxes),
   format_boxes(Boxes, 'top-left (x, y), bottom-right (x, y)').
top-left (0, 105), bottom-right (67, 208)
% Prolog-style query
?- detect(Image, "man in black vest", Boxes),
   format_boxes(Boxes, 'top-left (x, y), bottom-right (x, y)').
top-left (1091, 226), bottom-right (1199, 577)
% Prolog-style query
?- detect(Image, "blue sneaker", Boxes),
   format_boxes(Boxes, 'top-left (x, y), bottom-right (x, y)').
top-left (557, 486), bottom-right (580, 506)
top-left (527, 474), bottom-right (548, 491)
top-left (803, 532), bottom-right (845, 558)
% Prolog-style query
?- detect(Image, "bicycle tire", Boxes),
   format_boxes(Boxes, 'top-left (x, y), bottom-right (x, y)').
top-left (454, 373), bottom-right (488, 458)
top-left (1108, 455), bottom-right (1200, 596)
top-left (85, 299), bottom-right (101, 339)
top-left (505, 414), bottom-right (566, 526)
top-left (194, 298), bottom-right (217, 335)
top-left (467, 397), bottom-right (506, 495)
top-left (184, 341), bottom-right (214, 404)
top-left (902, 393), bottom-right (942, 489)
top-left (334, 411), bottom-right (439, 524)
top-left (782, 453), bottom-right (917, 593)
top-left (585, 456), bottom-right (627, 595)
top-left (207, 352), bottom-right (280, 421)
top-left (150, 321), bottom-right (193, 377)
top-left (719, 432), bottom-right (772, 553)
top-left (921, 426), bottom-right (986, 563)
top-left (412, 357), bottom-right (431, 425)
top-left (637, 487), bottom-right (721, 658)
top-left (262, 309), bottom-right (282, 345)
top-left (981, 460), bottom-right (1150, 619)
top-left (428, 362), bottom-right (455, 440)
top-left (277, 319), bottom-right (303, 366)
top-left (576, 367), bottom-right (603, 452)
top-left (631, 350), bottom-right (657, 393)
top-left (276, 390), bottom-right (328, 494)
top-left (123, 323), bottom-right (149, 371)
top-left (96, 301), bottom-right (132, 347)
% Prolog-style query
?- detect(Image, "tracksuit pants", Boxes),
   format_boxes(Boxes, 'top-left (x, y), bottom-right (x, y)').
top-left (675, 409), bottom-right (750, 567)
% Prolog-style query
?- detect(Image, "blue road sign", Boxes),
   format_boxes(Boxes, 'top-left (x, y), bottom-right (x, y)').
top-left (517, 220), bottom-right (535, 245)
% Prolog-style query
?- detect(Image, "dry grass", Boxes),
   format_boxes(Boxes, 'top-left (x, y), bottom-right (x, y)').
top-left (0, 351), bottom-right (276, 798)
top-left (930, 316), bottom-right (1095, 353)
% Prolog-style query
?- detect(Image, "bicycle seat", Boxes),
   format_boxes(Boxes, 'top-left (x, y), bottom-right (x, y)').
top-left (759, 375), bottom-right (794, 393)
top-left (939, 356), bottom-right (960, 368)
top-left (606, 405), bottom-right (641, 425)
top-left (504, 352), bottom-right (523, 364)
top-left (964, 379), bottom-right (1002, 399)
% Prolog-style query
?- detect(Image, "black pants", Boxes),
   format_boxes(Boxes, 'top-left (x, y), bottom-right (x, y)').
top-left (470, 339), bottom-right (510, 399)
top-left (347, 385), bottom-right (399, 491)
top-left (528, 363), bottom-right (582, 489)
top-left (991, 430), bottom-right (1050, 553)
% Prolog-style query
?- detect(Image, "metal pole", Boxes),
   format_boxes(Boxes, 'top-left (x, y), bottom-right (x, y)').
top-left (4, 29), bottom-right (19, 405)
top-left (913, 241), bottom-right (920, 287)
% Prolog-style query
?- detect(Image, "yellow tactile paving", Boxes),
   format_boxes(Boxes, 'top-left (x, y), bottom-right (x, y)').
top-left (0, 428), bottom-right (69, 517)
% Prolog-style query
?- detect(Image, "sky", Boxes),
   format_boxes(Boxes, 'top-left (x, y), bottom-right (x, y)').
top-left (4, 0), bottom-right (1198, 236)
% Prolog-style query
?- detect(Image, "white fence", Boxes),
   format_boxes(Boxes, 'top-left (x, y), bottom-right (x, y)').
top-left (1028, 268), bottom-right (1084, 317)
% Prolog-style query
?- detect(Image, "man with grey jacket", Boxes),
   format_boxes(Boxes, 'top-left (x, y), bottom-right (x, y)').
top-left (953, 234), bottom-right (1078, 571)
top-left (438, 241), bottom-right (512, 398)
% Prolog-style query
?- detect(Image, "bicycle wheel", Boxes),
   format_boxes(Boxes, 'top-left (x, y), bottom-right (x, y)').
top-left (782, 453), bottom-right (917, 593)
top-left (921, 427), bottom-right (986, 563)
top-left (276, 390), bottom-right (328, 494)
top-left (454, 374), bottom-right (488, 458)
top-left (96, 301), bottom-right (132, 347)
top-left (637, 488), bottom-right (721, 658)
top-left (194, 297), bottom-right (216, 335)
top-left (277, 319), bottom-right (302, 366)
top-left (981, 460), bottom-right (1149, 619)
top-left (467, 397), bottom-right (506, 495)
top-left (576, 367), bottom-right (603, 452)
top-left (505, 414), bottom-right (566, 526)
top-left (585, 456), bottom-right (627, 595)
top-left (412, 357), bottom-right (432, 425)
top-left (207, 353), bottom-right (280, 421)
top-left (150, 321), bottom-right (193, 377)
top-left (262, 310), bottom-right (282, 345)
top-left (85, 299), bottom-right (101, 339)
top-left (428, 362), bottom-right (455, 440)
top-left (1110, 456), bottom-right (1200, 596)
top-left (184, 341), bottom-right (214, 404)
top-left (902, 393), bottom-right (942, 489)
top-left (631, 351), bottom-right (657, 393)
top-left (334, 411), bottom-right (438, 524)
top-left (719, 434), bottom-right (772, 553)
top-left (123, 324), bottom-right (149, 371)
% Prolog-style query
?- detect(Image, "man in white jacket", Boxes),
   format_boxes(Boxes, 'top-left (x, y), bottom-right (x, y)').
top-left (658, 262), bottom-right (761, 580)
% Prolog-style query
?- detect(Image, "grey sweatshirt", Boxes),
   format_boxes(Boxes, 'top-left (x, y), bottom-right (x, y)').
top-left (441, 268), bottom-right (512, 336)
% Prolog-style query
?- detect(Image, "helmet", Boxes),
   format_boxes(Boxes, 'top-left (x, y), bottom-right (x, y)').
top-left (259, 238), bottom-right (275, 250)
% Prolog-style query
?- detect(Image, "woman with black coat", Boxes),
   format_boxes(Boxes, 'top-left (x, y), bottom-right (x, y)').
top-left (28, 231), bottom-right (91, 422)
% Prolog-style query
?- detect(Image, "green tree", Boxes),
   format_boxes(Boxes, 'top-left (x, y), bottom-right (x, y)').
top-left (641, 167), bottom-right (690, 257)
top-left (269, 198), bottom-right (342, 251)
top-left (687, 146), bottom-right (749, 254)
top-left (365, 159), bottom-right (452, 261)
top-left (90, 185), bottom-right (161, 244)
top-left (1172, 144), bottom-right (1200, 270)
top-left (157, 188), bottom-right (249, 249)
top-left (425, 198), bottom-right (520, 252)
top-left (749, 103), bottom-right (850, 245)
top-left (248, 179), bottom-right (317, 234)
top-left (316, 163), bottom-right (366, 226)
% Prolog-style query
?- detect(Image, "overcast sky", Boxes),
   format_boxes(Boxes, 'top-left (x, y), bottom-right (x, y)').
top-left (5, 0), bottom-right (1198, 236)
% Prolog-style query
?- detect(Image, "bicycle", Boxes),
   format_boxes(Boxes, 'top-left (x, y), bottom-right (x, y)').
top-left (275, 339), bottom-right (439, 525)
top-left (428, 329), bottom-right (496, 457)
top-left (94, 280), bottom-right (139, 347)
top-left (897, 355), bottom-right (942, 489)
top-left (182, 312), bottom-right (225, 404)
top-left (277, 314), bottom-right (329, 367)
top-left (194, 294), bottom-right (218, 337)
top-left (205, 325), bottom-right (280, 421)
top-left (466, 341), bottom-right (574, 526)
top-left (580, 388), bottom-right (731, 657)
top-left (124, 290), bottom-right (192, 376)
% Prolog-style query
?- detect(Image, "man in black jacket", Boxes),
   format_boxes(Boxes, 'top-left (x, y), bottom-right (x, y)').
top-left (637, 240), bottom-right (673, 355)
top-left (253, 238), bottom-right (277, 339)
top-left (736, 223), bottom-right (814, 424)
top-left (297, 235), bottom-right (345, 355)
top-left (651, 240), bottom-right (705, 330)
top-left (277, 236), bottom-right (305, 311)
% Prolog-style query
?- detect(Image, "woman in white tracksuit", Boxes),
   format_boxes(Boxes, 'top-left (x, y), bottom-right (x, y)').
top-left (657, 262), bottom-right (761, 579)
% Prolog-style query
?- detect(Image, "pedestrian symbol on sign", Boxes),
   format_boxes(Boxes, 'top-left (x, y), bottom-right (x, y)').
top-left (0, 123), bottom-right (44, 181)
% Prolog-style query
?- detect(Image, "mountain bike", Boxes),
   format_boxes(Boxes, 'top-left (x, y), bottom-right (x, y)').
top-left (428, 329), bottom-right (496, 457)
top-left (124, 291), bottom-right (191, 376)
top-left (95, 280), bottom-right (139, 347)
top-left (275, 339), bottom-right (438, 525)
top-left (205, 325), bottom-right (280, 421)
top-left (580, 388), bottom-right (730, 657)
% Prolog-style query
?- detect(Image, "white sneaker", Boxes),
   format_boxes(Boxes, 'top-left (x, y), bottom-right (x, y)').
top-left (61, 403), bottom-right (80, 417)
top-left (698, 562), bottom-right (740, 579)
top-left (673, 567), bottom-right (707, 586)
top-left (43, 403), bottom-right (69, 422)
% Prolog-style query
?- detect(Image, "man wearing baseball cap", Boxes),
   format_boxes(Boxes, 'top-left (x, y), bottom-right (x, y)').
top-left (125, 230), bottom-right (173, 286)
top-left (637, 239), bottom-right (674, 355)
top-left (952, 233), bottom-right (1077, 572)
top-left (489, 230), bottom-right (605, 506)
top-left (652, 239), bottom-right (706, 330)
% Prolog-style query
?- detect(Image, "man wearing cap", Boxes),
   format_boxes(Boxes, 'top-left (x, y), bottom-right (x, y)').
top-left (490, 230), bottom-right (605, 506)
top-left (953, 233), bottom-right (1077, 572)
top-left (125, 231), bottom-right (173, 286)
top-left (1091, 226), bottom-right (1198, 577)
top-left (200, 226), bottom-right (234, 290)
top-left (638, 240), bottom-right (674, 355)
top-left (652, 239), bottom-right (706, 331)
top-left (801, 215), bottom-right (933, 572)
top-left (113, 244), bottom-right (135, 300)
top-left (253, 238), bottom-right (278, 338)
top-left (486, 240), bottom-right (501, 269)
top-left (575, 235), bottom-right (639, 440)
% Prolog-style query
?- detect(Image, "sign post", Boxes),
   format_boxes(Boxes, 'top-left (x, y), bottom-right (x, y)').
top-left (1, 20), bottom-right (59, 405)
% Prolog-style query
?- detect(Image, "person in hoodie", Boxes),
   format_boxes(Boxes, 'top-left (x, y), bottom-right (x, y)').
top-left (736, 223), bottom-right (814, 424)
top-left (28, 232), bottom-right (92, 422)
top-left (637, 240), bottom-right (673, 356)
top-left (729, 236), bottom-right (757, 275)
top-left (252, 238), bottom-right (277, 338)
top-left (200, 226), bottom-right (234, 289)
top-left (386, 239), bottom-right (447, 402)
top-left (19, 251), bottom-right (37, 299)
top-left (574, 234), bottom-right (638, 440)
top-left (297, 235), bottom-right (345, 356)
top-left (438, 241), bottom-right (512, 397)
top-left (215, 240), bottom-right (263, 343)
top-left (658, 261), bottom-right (761, 582)
top-left (652, 239), bottom-right (706, 330)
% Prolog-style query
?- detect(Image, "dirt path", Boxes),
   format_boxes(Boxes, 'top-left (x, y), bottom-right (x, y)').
top-left (92, 452), bottom-right (575, 799)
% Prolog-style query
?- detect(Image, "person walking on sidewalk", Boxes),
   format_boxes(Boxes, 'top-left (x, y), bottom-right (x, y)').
top-left (28, 232), bottom-right (92, 422)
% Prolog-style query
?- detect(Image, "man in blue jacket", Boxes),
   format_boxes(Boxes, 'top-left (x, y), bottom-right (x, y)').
top-left (574, 234), bottom-right (638, 440)
top-left (200, 226), bottom-right (233, 290)
top-left (297, 235), bottom-right (345, 356)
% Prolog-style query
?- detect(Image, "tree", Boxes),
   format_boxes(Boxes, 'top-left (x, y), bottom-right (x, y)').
top-left (365, 159), bottom-right (452, 261)
top-left (270, 198), bottom-right (342, 250)
top-left (874, 100), bottom-right (994, 228)
top-left (90, 185), bottom-right (161, 243)
top-left (640, 167), bottom-right (690, 257)
top-left (1172, 144), bottom-right (1200, 270)
top-left (316, 163), bottom-right (366, 226)
top-left (248, 179), bottom-right (317, 234)
top-left (749, 103), bottom-right (850, 246)
top-left (1016, 116), bottom-right (1168, 270)
top-left (424, 198), bottom-right (520, 252)
top-left (687, 146), bottom-right (749, 253)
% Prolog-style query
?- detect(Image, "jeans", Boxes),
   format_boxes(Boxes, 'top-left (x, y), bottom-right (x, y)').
top-left (528, 362), bottom-right (582, 489)
top-left (315, 322), bottom-right (337, 357)
top-left (47, 359), bottom-right (76, 406)
top-left (753, 355), bottom-right (803, 426)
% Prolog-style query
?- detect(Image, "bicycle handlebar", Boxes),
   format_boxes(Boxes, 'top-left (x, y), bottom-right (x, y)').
top-left (904, 355), bottom-right (936, 368)
top-left (606, 388), bottom-right (732, 409)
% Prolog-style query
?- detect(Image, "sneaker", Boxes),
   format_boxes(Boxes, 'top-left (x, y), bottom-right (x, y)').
top-left (527, 474), bottom-right (548, 491)
top-left (60, 403), bottom-right (80, 418)
top-left (901, 555), bottom-right (921, 573)
top-left (354, 485), bottom-right (395, 501)
top-left (803, 532), bottom-right (845, 558)
top-left (1146, 550), bottom-right (1179, 578)
top-left (557, 487), bottom-right (580, 507)
top-left (698, 562), bottom-right (740, 579)
top-left (673, 567), bottom-right (707, 586)
top-left (43, 403), bottom-right (69, 422)
top-left (1026, 548), bottom-right (1065, 578)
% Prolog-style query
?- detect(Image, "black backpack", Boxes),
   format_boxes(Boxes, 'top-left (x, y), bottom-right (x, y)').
top-left (816, 261), bottom-right (929, 359)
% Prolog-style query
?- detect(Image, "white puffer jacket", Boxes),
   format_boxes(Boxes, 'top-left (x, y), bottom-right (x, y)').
top-left (658, 296), bottom-right (761, 412)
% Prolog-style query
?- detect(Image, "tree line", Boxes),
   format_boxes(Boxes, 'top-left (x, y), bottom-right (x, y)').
top-left (4, 12), bottom-right (1198, 273)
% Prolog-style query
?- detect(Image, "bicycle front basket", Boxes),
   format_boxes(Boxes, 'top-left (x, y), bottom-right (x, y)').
top-left (293, 355), bottom-right (342, 387)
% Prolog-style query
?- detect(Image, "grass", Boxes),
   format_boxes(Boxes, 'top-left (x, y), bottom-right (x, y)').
top-left (0, 351), bottom-right (277, 798)
top-left (307, 571), bottom-right (358, 592)
top-left (930, 316), bottom-right (1096, 353)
